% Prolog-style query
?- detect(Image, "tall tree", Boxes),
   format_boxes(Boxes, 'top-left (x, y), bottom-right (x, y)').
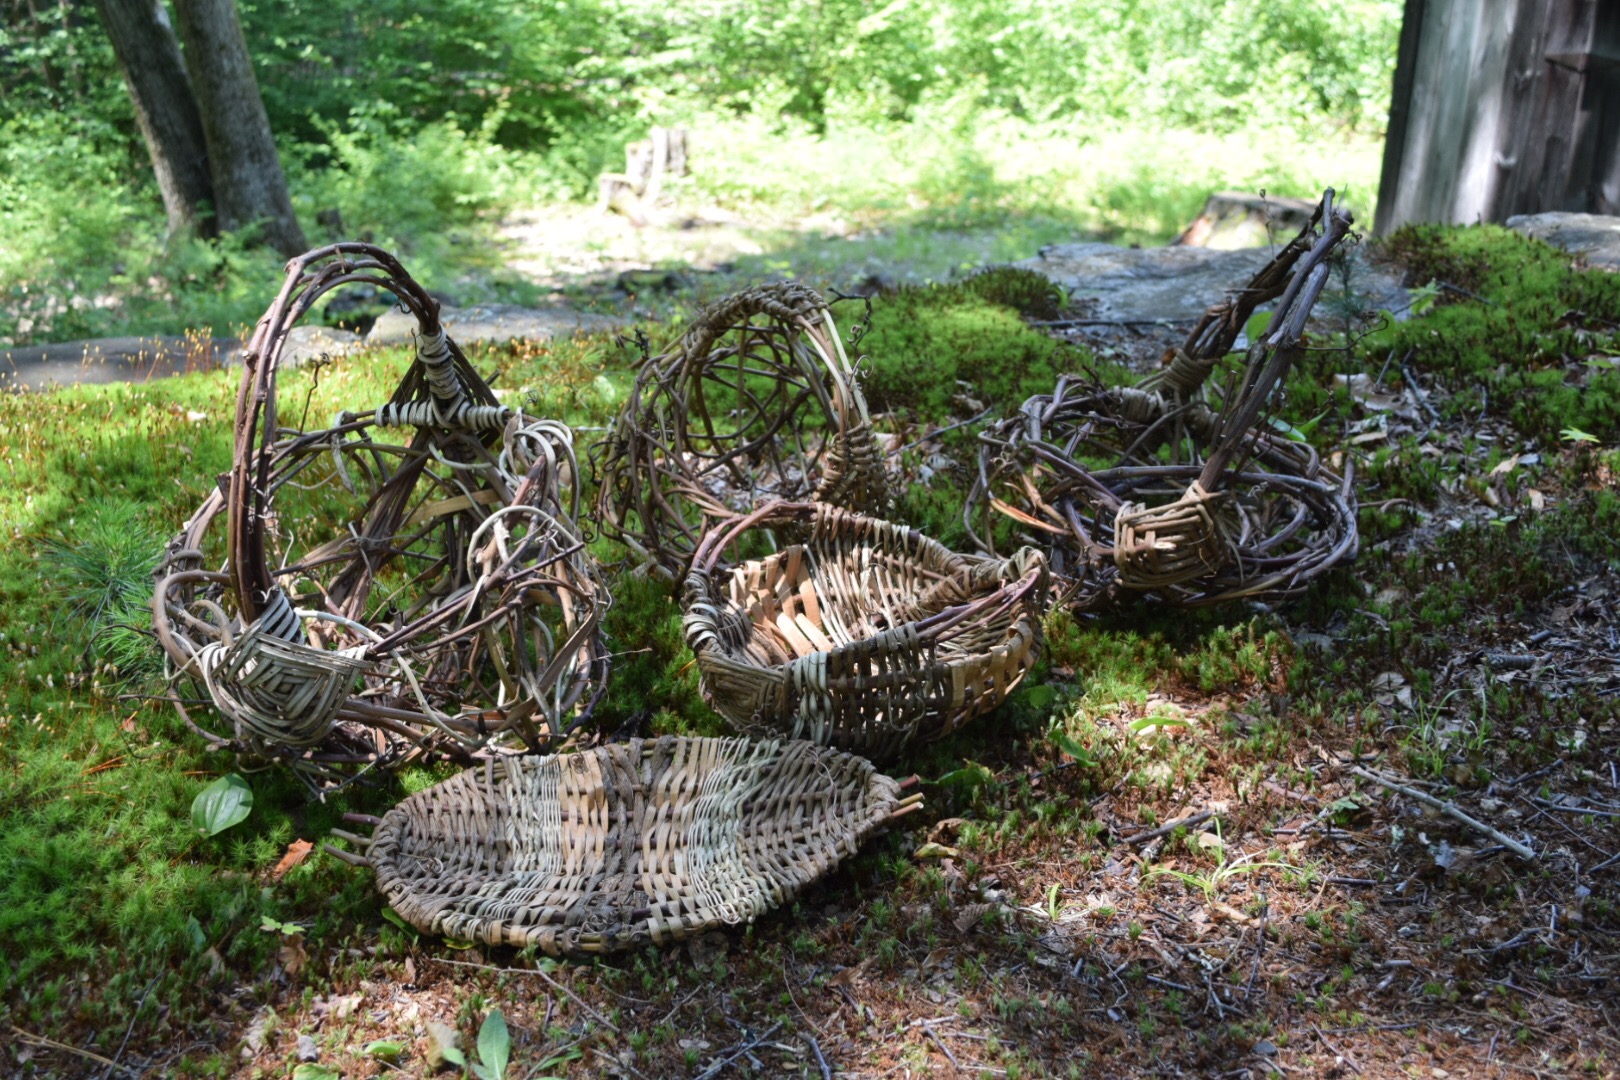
top-left (93, 0), bottom-right (216, 240)
top-left (171, 0), bottom-right (305, 256)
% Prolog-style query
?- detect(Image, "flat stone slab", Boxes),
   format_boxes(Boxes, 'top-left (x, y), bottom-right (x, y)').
top-left (1506, 212), bottom-right (1620, 271)
top-left (367, 303), bottom-right (628, 348)
top-left (0, 335), bottom-right (240, 392)
top-left (1018, 243), bottom-right (1409, 326)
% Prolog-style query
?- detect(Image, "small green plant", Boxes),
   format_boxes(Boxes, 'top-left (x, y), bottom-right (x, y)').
top-left (1141, 821), bottom-right (1294, 906)
top-left (442, 1008), bottom-right (512, 1080)
top-left (191, 774), bottom-right (253, 838)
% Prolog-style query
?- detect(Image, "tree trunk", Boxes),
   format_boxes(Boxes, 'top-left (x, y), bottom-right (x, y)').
top-left (171, 0), bottom-right (306, 257)
top-left (93, 0), bottom-right (216, 240)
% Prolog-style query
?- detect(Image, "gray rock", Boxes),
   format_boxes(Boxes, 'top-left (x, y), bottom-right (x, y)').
top-left (1506, 212), bottom-right (1620, 271)
top-left (279, 325), bottom-right (360, 368)
top-left (296, 1034), bottom-right (319, 1062)
top-left (367, 303), bottom-right (627, 348)
top-left (1018, 242), bottom-right (1409, 329)
top-left (0, 335), bottom-right (240, 391)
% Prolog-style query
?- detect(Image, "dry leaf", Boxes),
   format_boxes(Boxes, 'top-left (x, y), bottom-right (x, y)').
top-left (271, 839), bottom-right (314, 881)
top-left (279, 936), bottom-right (308, 977)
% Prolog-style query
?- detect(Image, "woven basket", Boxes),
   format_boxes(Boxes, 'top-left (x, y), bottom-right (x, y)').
top-left (328, 736), bottom-right (922, 955)
top-left (682, 502), bottom-right (1048, 759)
top-left (594, 283), bottom-right (888, 580)
top-left (969, 191), bottom-right (1359, 610)
top-left (152, 244), bottom-right (609, 788)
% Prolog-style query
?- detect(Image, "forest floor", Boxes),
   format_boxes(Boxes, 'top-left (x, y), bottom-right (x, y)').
top-left (3, 220), bottom-right (1619, 1079)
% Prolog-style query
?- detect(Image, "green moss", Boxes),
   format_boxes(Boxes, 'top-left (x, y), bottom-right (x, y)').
top-left (1361, 224), bottom-right (1620, 442)
top-left (863, 276), bottom-right (1082, 417)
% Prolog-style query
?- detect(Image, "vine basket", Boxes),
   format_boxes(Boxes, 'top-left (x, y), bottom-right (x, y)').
top-left (969, 190), bottom-right (1360, 609)
top-left (683, 501), bottom-right (1048, 759)
top-left (594, 283), bottom-right (888, 581)
top-left (327, 736), bottom-right (923, 955)
top-left (152, 243), bottom-right (609, 789)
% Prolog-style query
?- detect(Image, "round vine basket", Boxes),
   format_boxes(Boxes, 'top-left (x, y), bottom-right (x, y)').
top-left (682, 502), bottom-right (1048, 759)
top-left (152, 243), bottom-right (609, 788)
top-left (969, 191), bottom-right (1359, 610)
top-left (593, 283), bottom-right (888, 580)
top-left (327, 736), bottom-right (922, 955)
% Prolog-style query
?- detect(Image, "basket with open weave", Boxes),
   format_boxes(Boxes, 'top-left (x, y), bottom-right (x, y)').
top-left (326, 736), bottom-right (922, 955)
top-left (151, 243), bottom-right (609, 789)
top-left (682, 501), bottom-right (1048, 759)
top-left (593, 283), bottom-right (888, 580)
top-left (968, 190), bottom-right (1359, 610)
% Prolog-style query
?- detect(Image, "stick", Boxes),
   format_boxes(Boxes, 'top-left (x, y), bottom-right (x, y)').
top-left (1122, 811), bottom-right (1213, 846)
top-left (1312, 1022), bottom-right (1362, 1075)
top-left (10, 1026), bottom-right (136, 1077)
top-left (922, 1022), bottom-right (961, 1069)
top-left (803, 1033), bottom-right (833, 1080)
top-left (694, 1021), bottom-right (783, 1080)
top-left (1349, 766), bottom-right (1535, 859)
top-left (429, 957), bottom-right (621, 1033)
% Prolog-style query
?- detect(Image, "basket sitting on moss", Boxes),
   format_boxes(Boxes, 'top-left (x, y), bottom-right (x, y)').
top-left (594, 283), bottom-right (888, 581)
top-left (151, 243), bottom-right (609, 789)
top-left (327, 736), bottom-right (923, 955)
top-left (682, 502), bottom-right (1048, 759)
top-left (969, 190), bottom-right (1359, 609)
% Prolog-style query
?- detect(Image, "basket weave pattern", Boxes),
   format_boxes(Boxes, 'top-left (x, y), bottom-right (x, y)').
top-left (594, 283), bottom-right (887, 580)
top-left (361, 736), bottom-right (918, 954)
top-left (683, 502), bottom-right (1048, 758)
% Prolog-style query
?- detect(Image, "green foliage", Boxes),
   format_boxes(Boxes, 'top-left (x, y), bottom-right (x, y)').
top-left (863, 276), bottom-right (1078, 416)
top-left (1364, 224), bottom-right (1620, 443)
top-left (191, 774), bottom-right (254, 838)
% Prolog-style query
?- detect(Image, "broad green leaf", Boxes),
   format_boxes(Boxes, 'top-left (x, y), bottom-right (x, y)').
top-left (364, 1040), bottom-right (405, 1059)
top-left (442, 1046), bottom-right (466, 1068)
top-left (933, 761), bottom-right (993, 791)
top-left (1022, 683), bottom-right (1059, 711)
top-left (477, 1009), bottom-right (511, 1080)
top-left (192, 773), bottom-right (253, 837)
top-left (1047, 729), bottom-right (1096, 767)
top-left (184, 914), bottom-right (207, 952)
top-left (380, 906), bottom-right (418, 941)
top-left (291, 1066), bottom-right (340, 1080)
top-left (1562, 427), bottom-right (1599, 443)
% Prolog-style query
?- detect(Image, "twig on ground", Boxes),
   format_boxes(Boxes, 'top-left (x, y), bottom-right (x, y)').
top-left (1349, 765), bottom-right (1535, 859)
top-left (11, 1026), bottom-right (135, 1076)
top-left (803, 1032), bottom-right (833, 1080)
top-left (695, 1021), bottom-right (783, 1080)
top-left (429, 956), bottom-right (621, 1033)
top-left (1123, 811), bottom-right (1213, 846)
top-left (1312, 1023), bottom-right (1363, 1075)
top-left (102, 975), bottom-right (159, 1080)
top-left (922, 1022), bottom-right (961, 1069)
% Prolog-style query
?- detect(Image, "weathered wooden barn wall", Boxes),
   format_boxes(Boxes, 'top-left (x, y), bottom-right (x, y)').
top-left (1375, 0), bottom-right (1620, 233)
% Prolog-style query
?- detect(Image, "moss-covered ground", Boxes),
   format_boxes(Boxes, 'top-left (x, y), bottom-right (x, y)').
top-left (3, 225), bottom-right (1619, 1077)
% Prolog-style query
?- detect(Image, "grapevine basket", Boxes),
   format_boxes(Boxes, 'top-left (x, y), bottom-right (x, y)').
top-left (969, 191), bottom-right (1359, 610)
top-left (594, 283), bottom-right (888, 581)
top-left (683, 502), bottom-right (1048, 760)
top-left (327, 736), bottom-right (922, 955)
top-left (152, 243), bottom-right (609, 788)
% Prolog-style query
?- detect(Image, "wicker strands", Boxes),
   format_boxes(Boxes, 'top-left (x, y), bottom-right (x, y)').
top-left (594, 283), bottom-right (887, 581)
top-left (682, 502), bottom-right (1048, 759)
top-left (330, 736), bottom-right (922, 955)
top-left (152, 244), bottom-right (609, 788)
top-left (969, 190), bottom-right (1359, 609)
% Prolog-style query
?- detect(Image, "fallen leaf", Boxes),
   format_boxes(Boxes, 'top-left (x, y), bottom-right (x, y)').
top-left (278, 935), bottom-right (308, 977)
top-left (914, 842), bottom-right (960, 860)
top-left (1491, 454), bottom-right (1520, 475)
top-left (271, 839), bottom-right (314, 881)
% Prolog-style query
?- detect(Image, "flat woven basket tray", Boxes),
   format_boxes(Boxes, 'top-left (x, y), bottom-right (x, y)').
top-left (683, 501), bottom-right (1048, 759)
top-left (332, 736), bottom-right (921, 955)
